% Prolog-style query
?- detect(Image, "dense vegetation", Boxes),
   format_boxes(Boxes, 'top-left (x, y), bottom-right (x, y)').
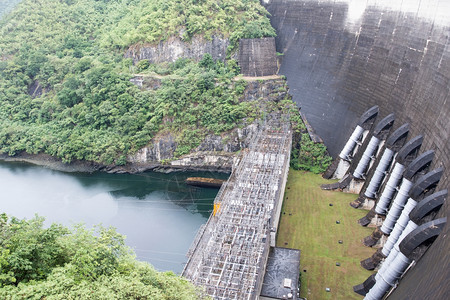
top-left (0, 0), bottom-right (329, 172)
top-left (103, 0), bottom-right (276, 53)
top-left (0, 0), bottom-right (274, 165)
top-left (291, 133), bottom-right (332, 174)
top-left (0, 214), bottom-right (206, 299)
top-left (287, 111), bottom-right (331, 174)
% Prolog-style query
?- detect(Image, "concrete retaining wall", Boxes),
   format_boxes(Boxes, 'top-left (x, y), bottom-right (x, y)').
top-left (239, 37), bottom-right (278, 76)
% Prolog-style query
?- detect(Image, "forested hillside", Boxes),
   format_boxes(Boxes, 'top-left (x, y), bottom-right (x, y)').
top-left (0, 214), bottom-right (206, 299)
top-left (0, 0), bottom-right (275, 165)
top-left (102, 0), bottom-right (276, 53)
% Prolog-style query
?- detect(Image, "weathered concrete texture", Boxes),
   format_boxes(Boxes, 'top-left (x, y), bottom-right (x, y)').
top-left (265, 0), bottom-right (450, 189)
top-left (125, 35), bottom-right (230, 64)
top-left (239, 37), bottom-right (278, 76)
top-left (260, 247), bottom-right (300, 299)
top-left (264, 0), bottom-right (449, 299)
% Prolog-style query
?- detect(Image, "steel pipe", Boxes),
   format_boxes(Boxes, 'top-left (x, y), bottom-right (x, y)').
top-left (381, 178), bottom-right (414, 234)
top-left (339, 125), bottom-right (365, 161)
top-left (354, 136), bottom-right (381, 179)
top-left (365, 148), bottom-right (395, 198)
top-left (375, 162), bottom-right (405, 214)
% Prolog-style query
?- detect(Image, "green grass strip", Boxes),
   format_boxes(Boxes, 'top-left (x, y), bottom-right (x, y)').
top-left (276, 169), bottom-right (375, 299)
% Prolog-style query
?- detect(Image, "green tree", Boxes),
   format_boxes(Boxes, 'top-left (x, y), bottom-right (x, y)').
top-left (0, 214), bottom-right (207, 299)
top-left (137, 59), bottom-right (150, 72)
top-left (199, 53), bottom-right (214, 69)
top-left (0, 214), bottom-right (69, 286)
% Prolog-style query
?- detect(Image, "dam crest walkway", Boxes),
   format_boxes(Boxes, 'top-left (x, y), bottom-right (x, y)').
top-left (182, 115), bottom-right (292, 300)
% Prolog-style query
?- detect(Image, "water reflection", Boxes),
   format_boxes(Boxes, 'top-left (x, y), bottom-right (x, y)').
top-left (0, 161), bottom-right (228, 273)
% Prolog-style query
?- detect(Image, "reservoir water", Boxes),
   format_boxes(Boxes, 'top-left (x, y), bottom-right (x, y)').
top-left (0, 160), bottom-right (227, 273)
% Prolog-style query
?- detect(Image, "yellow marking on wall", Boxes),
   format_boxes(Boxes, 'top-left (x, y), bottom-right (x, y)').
top-left (213, 203), bottom-right (221, 216)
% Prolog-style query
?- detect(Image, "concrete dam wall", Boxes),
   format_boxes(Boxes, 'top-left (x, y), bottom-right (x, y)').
top-left (264, 0), bottom-right (449, 299)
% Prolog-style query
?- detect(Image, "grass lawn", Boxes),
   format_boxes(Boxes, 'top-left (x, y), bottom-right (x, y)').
top-left (276, 169), bottom-right (375, 299)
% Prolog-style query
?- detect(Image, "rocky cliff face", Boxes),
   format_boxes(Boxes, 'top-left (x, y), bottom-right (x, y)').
top-left (125, 35), bottom-right (230, 64)
top-left (127, 123), bottom-right (259, 172)
top-left (242, 79), bottom-right (287, 103)
top-left (125, 77), bottom-right (288, 172)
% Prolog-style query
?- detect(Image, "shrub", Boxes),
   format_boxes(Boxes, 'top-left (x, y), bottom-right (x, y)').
top-left (291, 134), bottom-right (332, 174)
top-left (136, 59), bottom-right (150, 72)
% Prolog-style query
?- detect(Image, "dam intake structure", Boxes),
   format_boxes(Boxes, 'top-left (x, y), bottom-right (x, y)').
top-left (182, 114), bottom-right (292, 299)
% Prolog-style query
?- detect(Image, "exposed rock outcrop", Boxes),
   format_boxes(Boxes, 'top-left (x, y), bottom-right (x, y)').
top-left (27, 80), bottom-right (45, 98)
top-left (127, 123), bottom-right (259, 172)
top-left (125, 35), bottom-right (230, 64)
top-left (242, 79), bottom-right (287, 103)
top-left (128, 133), bottom-right (178, 163)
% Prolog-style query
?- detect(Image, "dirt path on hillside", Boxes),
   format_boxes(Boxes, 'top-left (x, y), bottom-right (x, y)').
top-left (133, 73), bottom-right (282, 81)
top-left (234, 75), bottom-right (281, 81)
